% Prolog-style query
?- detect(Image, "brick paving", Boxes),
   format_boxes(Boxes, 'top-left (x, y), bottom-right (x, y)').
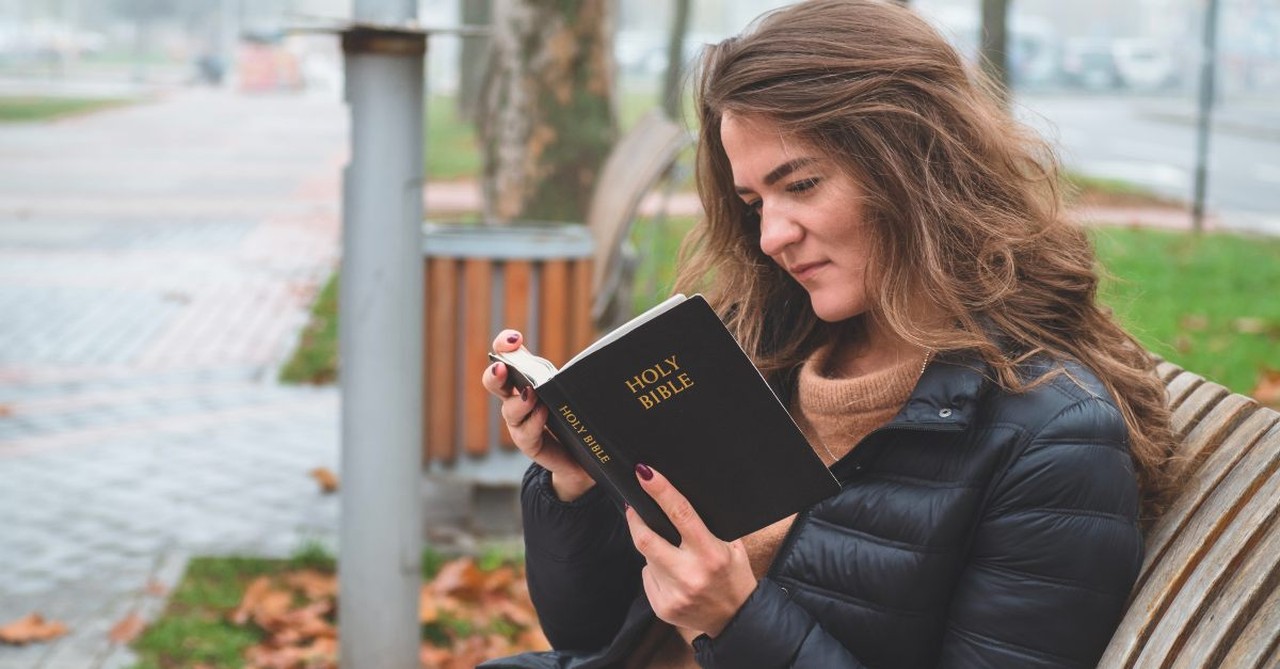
top-left (0, 87), bottom-right (347, 668)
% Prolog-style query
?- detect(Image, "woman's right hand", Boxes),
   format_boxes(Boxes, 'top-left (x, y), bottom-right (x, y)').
top-left (482, 329), bottom-right (596, 502)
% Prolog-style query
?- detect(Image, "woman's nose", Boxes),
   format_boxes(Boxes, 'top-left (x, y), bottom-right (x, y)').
top-left (758, 205), bottom-right (803, 257)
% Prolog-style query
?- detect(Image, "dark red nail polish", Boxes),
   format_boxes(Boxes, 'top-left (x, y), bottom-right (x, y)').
top-left (490, 362), bottom-right (501, 376)
top-left (635, 463), bottom-right (654, 481)
top-left (506, 333), bottom-right (520, 344)
top-left (519, 386), bottom-right (529, 401)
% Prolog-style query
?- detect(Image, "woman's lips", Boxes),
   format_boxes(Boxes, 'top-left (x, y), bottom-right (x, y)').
top-left (789, 261), bottom-right (828, 281)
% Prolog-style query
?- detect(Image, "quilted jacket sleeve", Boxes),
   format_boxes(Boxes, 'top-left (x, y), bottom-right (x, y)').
top-left (693, 577), bottom-right (868, 668)
top-left (520, 464), bottom-right (645, 651)
top-left (936, 396), bottom-right (1144, 667)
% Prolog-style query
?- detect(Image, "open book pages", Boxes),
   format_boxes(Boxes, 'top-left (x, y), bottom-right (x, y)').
top-left (499, 294), bottom-right (689, 387)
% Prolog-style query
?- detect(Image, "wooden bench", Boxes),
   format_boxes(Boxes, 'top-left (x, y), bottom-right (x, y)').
top-left (1099, 362), bottom-right (1280, 668)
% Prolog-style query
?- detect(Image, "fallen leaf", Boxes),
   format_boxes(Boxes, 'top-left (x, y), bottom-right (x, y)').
top-left (310, 467), bottom-right (340, 494)
top-left (231, 576), bottom-right (273, 625)
top-left (420, 587), bottom-right (440, 623)
top-left (1179, 314), bottom-right (1209, 331)
top-left (1174, 335), bottom-right (1193, 354)
top-left (286, 569), bottom-right (337, 600)
top-left (108, 613), bottom-right (145, 644)
top-left (1234, 317), bottom-right (1267, 335)
top-left (1252, 369), bottom-right (1280, 408)
top-left (0, 613), bottom-right (69, 645)
top-left (144, 579), bottom-right (168, 597)
top-left (431, 558), bottom-right (485, 600)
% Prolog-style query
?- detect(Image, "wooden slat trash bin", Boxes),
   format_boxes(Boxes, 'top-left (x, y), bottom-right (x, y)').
top-left (421, 222), bottom-right (595, 471)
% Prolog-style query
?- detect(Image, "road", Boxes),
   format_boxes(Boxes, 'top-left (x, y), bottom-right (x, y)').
top-left (1016, 93), bottom-right (1280, 234)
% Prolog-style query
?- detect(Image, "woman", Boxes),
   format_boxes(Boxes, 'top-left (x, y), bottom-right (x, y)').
top-left (481, 1), bottom-right (1177, 666)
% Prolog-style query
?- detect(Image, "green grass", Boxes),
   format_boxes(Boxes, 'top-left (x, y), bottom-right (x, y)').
top-left (1092, 226), bottom-right (1280, 395)
top-left (129, 543), bottom-right (523, 669)
top-left (0, 96), bottom-right (133, 122)
top-left (129, 544), bottom-right (337, 669)
top-left (278, 273), bottom-right (338, 385)
top-left (1065, 170), bottom-right (1183, 208)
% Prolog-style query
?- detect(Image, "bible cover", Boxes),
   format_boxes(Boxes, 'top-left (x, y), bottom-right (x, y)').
top-left (490, 294), bottom-right (840, 546)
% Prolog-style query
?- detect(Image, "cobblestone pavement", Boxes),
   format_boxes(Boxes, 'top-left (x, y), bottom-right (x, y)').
top-left (0, 87), bottom-right (348, 668)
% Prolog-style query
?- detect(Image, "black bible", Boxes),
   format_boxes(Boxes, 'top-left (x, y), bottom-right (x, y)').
top-left (489, 294), bottom-right (840, 546)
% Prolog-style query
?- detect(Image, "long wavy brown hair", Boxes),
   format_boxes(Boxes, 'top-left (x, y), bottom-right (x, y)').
top-left (674, 0), bottom-right (1177, 523)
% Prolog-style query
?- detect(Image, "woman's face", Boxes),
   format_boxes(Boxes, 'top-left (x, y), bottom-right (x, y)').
top-left (721, 112), bottom-right (874, 323)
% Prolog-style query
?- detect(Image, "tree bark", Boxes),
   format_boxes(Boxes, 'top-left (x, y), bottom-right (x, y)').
top-left (980, 0), bottom-right (1012, 105)
top-left (661, 0), bottom-right (691, 119)
top-left (458, 0), bottom-right (490, 119)
top-left (477, 0), bottom-right (617, 224)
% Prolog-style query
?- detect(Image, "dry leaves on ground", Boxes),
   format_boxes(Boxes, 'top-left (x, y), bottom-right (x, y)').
top-left (231, 556), bottom-right (548, 669)
top-left (108, 613), bottom-right (146, 644)
top-left (1252, 369), bottom-right (1280, 408)
top-left (310, 468), bottom-right (340, 494)
top-left (0, 613), bottom-right (69, 645)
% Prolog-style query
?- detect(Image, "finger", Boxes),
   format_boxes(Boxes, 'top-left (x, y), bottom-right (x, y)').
top-left (635, 464), bottom-right (715, 550)
top-left (491, 329), bottom-right (524, 353)
top-left (625, 502), bottom-right (682, 563)
top-left (481, 360), bottom-right (515, 398)
top-left (500, 387), bottom-right (541, 430)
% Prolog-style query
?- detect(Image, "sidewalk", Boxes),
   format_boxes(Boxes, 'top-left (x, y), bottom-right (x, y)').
top-left (0, 87), bottom-right (347, 669)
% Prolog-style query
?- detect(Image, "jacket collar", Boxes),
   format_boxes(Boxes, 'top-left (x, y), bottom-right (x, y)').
top-left (886, 350), bottom-right (991, 432)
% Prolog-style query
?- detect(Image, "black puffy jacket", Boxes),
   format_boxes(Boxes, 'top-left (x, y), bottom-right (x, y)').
top-left (481, 352), bottom-right (1144, 668)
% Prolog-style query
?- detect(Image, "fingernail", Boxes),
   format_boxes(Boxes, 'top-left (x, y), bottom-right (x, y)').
top-left (506, 332), bottom-right (520, 344)
top-left (490, 362), bottom-right (501, 376)
top-left (635, 463), bottom-right (653, 481)
top-left (519, 386), bottom-right (529, 401)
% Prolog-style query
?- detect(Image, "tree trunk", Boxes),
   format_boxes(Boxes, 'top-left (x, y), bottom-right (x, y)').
top-left (661, 0), bottom-right (691, 119)
top-left (477, 0), bottom-right (616, 224)
top-left (458, 0), bottom-right (490, 119)
top-left (980, 0), bottom-right (1012, 105)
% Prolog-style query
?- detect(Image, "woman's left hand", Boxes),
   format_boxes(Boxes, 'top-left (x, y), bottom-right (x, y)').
top-left (624, 464), bottom-right (758, 639)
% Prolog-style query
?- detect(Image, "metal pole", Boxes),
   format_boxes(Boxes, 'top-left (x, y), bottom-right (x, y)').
top-left (338, 4), bottom-right (425, 668)
top-left (1191, 0), bottom-right (1221, 234)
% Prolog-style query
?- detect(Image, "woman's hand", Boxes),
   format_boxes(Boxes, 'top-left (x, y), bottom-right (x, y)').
top-left (624, 464), bottom-right (758, 639)
top-left (481, 329), bottom-right (594, 502)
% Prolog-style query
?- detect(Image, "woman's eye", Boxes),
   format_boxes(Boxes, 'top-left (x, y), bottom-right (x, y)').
top-left (746, 199), bottom-right (762, 214)
top-left (787, 178), bottom-right (820, 193)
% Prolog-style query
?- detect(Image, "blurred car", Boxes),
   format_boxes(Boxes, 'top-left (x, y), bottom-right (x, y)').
top-left (1061, 38), bottom-right (1121, 90)
top-left (1112, 39), bottom-right (1178, 90)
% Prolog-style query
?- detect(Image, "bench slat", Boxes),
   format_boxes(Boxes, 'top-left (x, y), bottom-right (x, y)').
top-left (1099, 409), bottom-right (1280, 667)
top-left (1217, 572), bottom-right (1280, 669)
top-left (1131, 434), bottom-right (1280, 668)
top-left (1168, 479), bottom-right (1280, 669)
top-left (1165, 371), bottom-right (1206, 412)
top-left (1136, 406), bottom-right (1278, 588)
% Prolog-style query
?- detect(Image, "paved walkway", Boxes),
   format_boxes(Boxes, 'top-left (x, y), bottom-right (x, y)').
top-left (0, 87), bottom-right (348, 668)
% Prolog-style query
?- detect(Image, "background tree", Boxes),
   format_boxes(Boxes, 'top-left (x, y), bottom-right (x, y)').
top-left (661, 0), bottom-right (691, 119)
top-left (980, 0), bottom-right (1012, 105)
top-left (457, 0), bottom-right (491, 119)
top-left (476, 0), bottom-right (616, 223)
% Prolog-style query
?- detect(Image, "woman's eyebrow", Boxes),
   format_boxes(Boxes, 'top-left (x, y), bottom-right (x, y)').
top-left (735, 157), bottom-right (818, 195)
